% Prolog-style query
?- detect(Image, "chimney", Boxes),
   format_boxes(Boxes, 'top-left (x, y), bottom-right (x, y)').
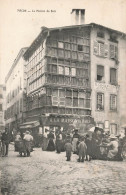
top-left (71, 9), bottom-right (85, 25)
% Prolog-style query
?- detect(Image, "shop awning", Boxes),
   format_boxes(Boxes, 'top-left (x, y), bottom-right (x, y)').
top-left (19, 121), bottom-right (40, 129)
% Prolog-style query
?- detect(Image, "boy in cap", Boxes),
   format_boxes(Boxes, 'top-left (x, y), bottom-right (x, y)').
top-left (78, 136), bottom-right (87, 162)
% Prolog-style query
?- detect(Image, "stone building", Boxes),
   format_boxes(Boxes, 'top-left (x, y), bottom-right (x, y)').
top-left (0, 85), bottom-right (6, 133)
top-left (90, 23), bottom-right (126, 134)
top-left (9, 9), bottom-right (125, 135)
top-left (5, 48), bottom-right (27, 133)
top-left (22, 9), bottom-right (126, 135)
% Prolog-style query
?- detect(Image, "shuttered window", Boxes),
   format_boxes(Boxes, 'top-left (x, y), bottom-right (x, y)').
top-left (110, 44), bottom-right (118, 59)
top-left (93, 41), bottom-right (108, 57)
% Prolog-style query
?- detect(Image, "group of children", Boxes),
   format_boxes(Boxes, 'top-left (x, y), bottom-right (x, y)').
top-left (64, 135), bottom-right (88, 162)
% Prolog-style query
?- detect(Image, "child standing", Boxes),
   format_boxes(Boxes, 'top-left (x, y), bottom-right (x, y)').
top-left (78, 136), bottom-right (87, 162)
top-left (64, 140), bottom-right (72, 161)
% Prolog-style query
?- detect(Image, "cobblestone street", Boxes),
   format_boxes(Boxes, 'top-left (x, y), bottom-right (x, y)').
top-left (1, 144), bottom-right (126, 195)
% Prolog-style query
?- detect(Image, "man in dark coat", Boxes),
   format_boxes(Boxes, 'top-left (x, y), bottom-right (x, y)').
top-left (1, 128), bottom-right (10, 157)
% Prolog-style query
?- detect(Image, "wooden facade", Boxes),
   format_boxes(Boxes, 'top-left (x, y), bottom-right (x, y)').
top-left (24, 26), bottom-right (95, 132)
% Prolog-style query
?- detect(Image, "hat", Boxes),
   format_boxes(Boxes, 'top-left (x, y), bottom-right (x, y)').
top-left (109, 134), bottom-right (117, 140)
top-left (81, 136), bottom-right (85, 141)
top-left (26, 131), bottom-right (30, 134)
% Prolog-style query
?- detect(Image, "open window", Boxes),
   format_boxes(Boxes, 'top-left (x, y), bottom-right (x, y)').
top-left (97, 65), bottom-right (104, 81)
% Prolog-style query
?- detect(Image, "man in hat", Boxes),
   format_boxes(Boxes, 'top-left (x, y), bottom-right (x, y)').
top-left (72, 129), bottom-right (80, 154)
top-left (107, 134), bottom-right (118, 160)
top-left (1, 128), bottom-right (10, 157)
top-left (23, 131), bottom-right (33, 157)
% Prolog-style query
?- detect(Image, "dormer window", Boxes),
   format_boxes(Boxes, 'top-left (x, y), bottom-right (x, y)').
top-left (97, 31), bottom-right (104, 38)
top-left (110, 33), bottom-right (118, 43)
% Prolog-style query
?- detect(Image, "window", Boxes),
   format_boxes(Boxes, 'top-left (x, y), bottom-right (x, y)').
top-left (97, 65), bottom-right (104, 81)
top-left (71, 68), bottom-right (76, 76)
top-left (110, 95), bottom-right (117, 110)
top-left (110, 44), bottom-right (118, 59)
top-left (78, 45), bottom-right (83, 51)
top-left (0, 104), bottom-right (2, 111)
top-left (110, 68), bottom-right (117, 85)
top-left (94, 41), bottom-right (108, 57)
top-left (110, 124), bottom-right (117, 135)
top-left (52, 65), bottom-right (57, 73)
top-left (58, 66), bottom-right (64, 74)
top-left (97, 93), bottom-right (104, 111)
top-left (0, 94), bottom-right (3, 98)
top-left (73, 98), bottom-right (78, 107)
top-left (79, 98), bottom-right (84, 107)
top-left (65, 67), bottom-right (70, 75)
top-left (97, 31), bottom-right (104, 38)
top-left (58, 42), bottom-right (64, 48)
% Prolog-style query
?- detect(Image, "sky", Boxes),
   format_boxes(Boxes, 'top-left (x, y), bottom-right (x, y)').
top-left (0, 0), bottom-right (126, 84)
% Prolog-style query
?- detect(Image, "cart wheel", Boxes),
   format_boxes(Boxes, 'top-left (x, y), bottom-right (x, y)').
top-left (19, 152), bottom-right (22, 157)
top-left (24, 153), bottom-right (26, 157)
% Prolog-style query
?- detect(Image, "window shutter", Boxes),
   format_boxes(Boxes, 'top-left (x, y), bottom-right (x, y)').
top-left (99, 43), bottom-right (104, 56)
top-left (104, 44), bottom-right (108, 57)
top-left (110, 45), bottom-right (115, 58)
top-left (93, 41), bottom-right (99, 55)
top-left (115, 46), bottom-right (118, 59)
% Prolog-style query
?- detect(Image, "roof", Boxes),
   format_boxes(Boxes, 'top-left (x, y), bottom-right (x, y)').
top-left (5, 47), bottom-right (28, 83)
top-left (23, 22), bottom-right (126, 59)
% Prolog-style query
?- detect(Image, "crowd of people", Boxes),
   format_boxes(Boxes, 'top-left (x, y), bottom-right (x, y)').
top-left (41, 127), bottom-right (126, 162)
top-left (0, 127), bottom-right (126, 162)
top-left (0, 129), bottom-right (33, 157)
